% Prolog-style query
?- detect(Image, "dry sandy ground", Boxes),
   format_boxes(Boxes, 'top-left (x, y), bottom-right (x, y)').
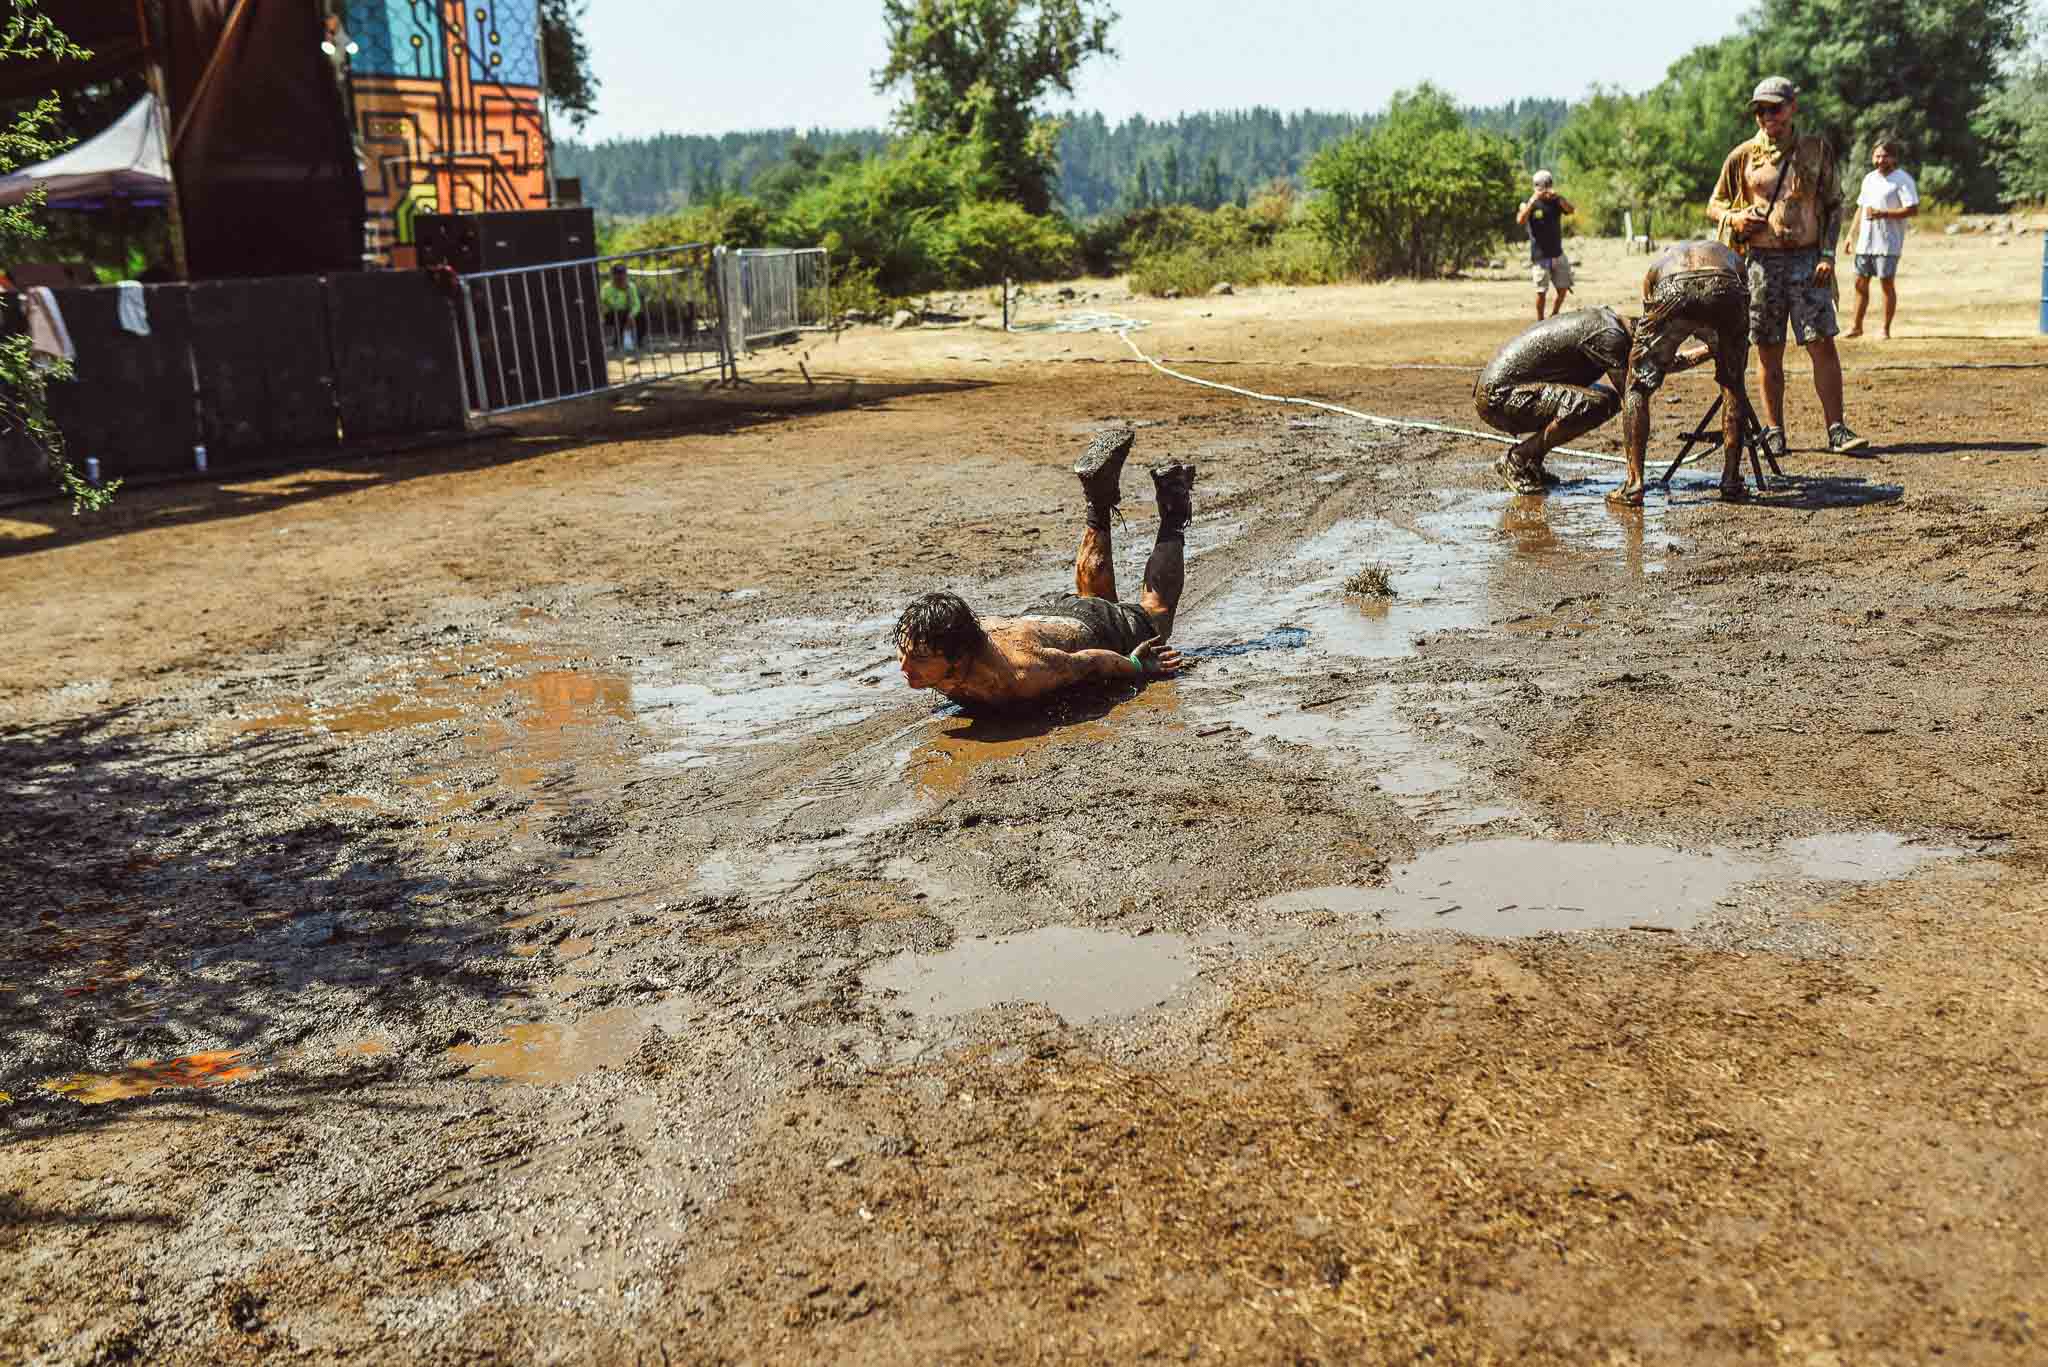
top-left (2, 232), bottom-right (2046, 1364)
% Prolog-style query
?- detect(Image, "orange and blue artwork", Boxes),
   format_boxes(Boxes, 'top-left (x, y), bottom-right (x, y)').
top-left (339, 0), bottom-right (549, 257)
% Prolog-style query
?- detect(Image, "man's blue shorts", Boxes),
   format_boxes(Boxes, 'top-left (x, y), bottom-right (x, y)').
top-left (1853, 253), bottom-right (1900, 280)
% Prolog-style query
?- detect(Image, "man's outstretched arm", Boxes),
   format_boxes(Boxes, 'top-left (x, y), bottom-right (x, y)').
top-left (1057, 638), bottom-right (1184, 685)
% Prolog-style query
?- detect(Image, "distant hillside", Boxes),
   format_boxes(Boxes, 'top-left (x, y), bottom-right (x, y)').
top-left (554, 128), bottom-right (894, 218)
top-left (557, 99), bottom-right (1570, 220)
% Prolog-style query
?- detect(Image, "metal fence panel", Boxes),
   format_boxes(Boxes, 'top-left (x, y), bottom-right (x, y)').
top-left (454, 243), bottom-right (731, 416)
top-left (724, 247), bottom-right (830, 353)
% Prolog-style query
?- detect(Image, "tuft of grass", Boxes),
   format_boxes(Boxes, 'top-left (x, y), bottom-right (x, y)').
top-left (1343, 564), bottom-right (1395, 599)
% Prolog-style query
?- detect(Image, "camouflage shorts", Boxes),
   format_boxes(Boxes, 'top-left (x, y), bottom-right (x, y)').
top-left (1746, 247), bottom-right (1838, 347)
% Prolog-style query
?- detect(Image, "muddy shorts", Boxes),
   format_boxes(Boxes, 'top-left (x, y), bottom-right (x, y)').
top-left (1746, 247), bottom-right (1838, 346)
top-left (1475, 380), bottom-right (1618, 438)
top-left (1629, 271), bottom-right (1750, 396)
top-left (1531, 255), bottom-right (1574, 292)
top-left (1853, 253), bottom-right (1899, 280)
top-left (1019, 593), bottom-right (1159, 655)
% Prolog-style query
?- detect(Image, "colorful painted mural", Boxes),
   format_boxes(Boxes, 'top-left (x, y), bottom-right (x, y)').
top-left (338, 0), bottom-right (548, 259)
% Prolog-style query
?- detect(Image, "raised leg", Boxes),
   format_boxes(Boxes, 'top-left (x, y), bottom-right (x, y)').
top-left (1073, 428), bottom-right (1135, 600)
top-left (1138, 464), bottom-right (1195, 639)
top-left (1075, 520), bottom-right (1116, 600)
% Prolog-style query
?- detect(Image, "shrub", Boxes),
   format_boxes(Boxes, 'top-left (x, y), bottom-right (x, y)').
top-left (1125, 228), bottom-right (1340, 296)
top-left (935, 197), bottom-right (1080, 284)
top-left (1306, 84), bottom-right (1521, 278)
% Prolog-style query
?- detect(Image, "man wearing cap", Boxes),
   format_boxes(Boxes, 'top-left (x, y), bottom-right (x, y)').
top-left (1708, 77), bottom-right (1869, 454)
top-left (1517, 171), bottom-right (1576, 320)
top-left (600, 262), bottom-right (642, 355)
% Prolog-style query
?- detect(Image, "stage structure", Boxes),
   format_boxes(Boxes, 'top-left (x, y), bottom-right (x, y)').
top-left (336, 0), bottom-right (552, 264)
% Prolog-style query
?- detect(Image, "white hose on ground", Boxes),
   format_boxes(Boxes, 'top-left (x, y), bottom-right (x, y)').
top-left (1107, 324), bottom-right (1657, 467)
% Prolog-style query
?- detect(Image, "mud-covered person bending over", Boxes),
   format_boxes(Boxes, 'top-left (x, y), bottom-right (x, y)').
top-left (896, 431), bottom-right (1194, 710)
top-left (1612, 238), bottom-right (1755, 506)
top-left (1475, 307), bottom-right (1712, 495)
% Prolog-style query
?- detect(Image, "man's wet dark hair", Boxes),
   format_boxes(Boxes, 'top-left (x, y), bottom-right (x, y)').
top-left (896, 591), bottom-right (987, 663)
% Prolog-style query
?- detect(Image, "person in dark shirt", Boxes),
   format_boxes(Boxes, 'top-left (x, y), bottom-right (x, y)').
top-left (1516, 171), bottom-right (1575, 319)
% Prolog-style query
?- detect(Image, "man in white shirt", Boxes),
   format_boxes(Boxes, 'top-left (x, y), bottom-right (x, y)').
top-left (1845, 137), bottom-right (1918, 339)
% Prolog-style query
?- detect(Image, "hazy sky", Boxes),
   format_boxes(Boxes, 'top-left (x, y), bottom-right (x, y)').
top-left (574, 0), bottom-right (1759, 144)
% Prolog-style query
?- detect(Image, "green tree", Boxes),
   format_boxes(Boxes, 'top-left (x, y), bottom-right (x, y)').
top-left (0, 4), bottom-right (112, 511)
top-left (1974, 14), bottom-right (2048, 205)
top-left (1746, 0), bottom-right (2027, 207)
top-left (1305, 84), bottom-right (1518, 279)
top-left (872, 0), bottom-right (1117, 215)
top-left (539, 0), bottom-right (599, 131)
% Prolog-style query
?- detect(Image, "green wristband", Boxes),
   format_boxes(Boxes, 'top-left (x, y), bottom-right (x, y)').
top-left (1128, 649), bottom-right (1149, 677)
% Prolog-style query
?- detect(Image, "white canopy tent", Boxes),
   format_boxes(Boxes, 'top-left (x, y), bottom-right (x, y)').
top-left (0, 96), bottom-right (171, 209)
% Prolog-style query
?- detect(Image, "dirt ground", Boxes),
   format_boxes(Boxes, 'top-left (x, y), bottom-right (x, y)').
top-left (4, 232), bottom-right (2046, 1364)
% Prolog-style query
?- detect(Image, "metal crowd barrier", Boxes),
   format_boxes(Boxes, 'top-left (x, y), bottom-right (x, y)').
top-left (719, 246), bottom-right (832, 354)
top-left (453, 243), bottom-right (734, 416)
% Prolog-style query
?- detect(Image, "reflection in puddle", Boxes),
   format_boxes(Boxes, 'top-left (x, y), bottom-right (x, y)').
top-left (1180, 627), bottom-right (1310, 660)
top-left (1267, 839), bottom-right (1769, 936)
top-left (1500, 492), bottom-right (1673, 576)
top-left (864, 926), bottom-right (1195, 1023)
top-left (1781, 831), bottom-right (1967, 882)
top-left (450, 1008), bottom-right (647, 1083)
top-left (41, 1050), bottom-right (257, 1105)
top-left (237, 695), bottom-right (463, 735)
top-left (1267, 830), bottom-right (1974, 939)
top-left (911, 688), bottom-right (1178, 798)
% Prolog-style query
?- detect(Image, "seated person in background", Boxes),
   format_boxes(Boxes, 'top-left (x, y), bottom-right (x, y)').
top-left (1476, 305), bottom-right (1711, 496)
top-left (600, 262), bottom-right (642, 353)
top-left (896, 430), bottom-right (1191, 709)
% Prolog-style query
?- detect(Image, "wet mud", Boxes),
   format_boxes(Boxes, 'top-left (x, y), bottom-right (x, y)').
top-left (3, 316), bottom-right (2046, 1363)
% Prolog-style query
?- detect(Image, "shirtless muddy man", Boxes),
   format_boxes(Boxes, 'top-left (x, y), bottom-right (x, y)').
top-left (1475, 239), bottom-right (1754, 504)
top-left (896, 431), bottom-right (1192, 708)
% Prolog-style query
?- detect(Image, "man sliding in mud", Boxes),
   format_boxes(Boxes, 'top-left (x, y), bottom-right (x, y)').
top-left (1474, 239), bottom-right (1752, 505)
top-left (896, 430), bottom-right (1193, 709)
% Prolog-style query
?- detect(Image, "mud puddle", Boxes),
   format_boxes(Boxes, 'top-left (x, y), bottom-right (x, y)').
top-left (910, 687), bottom-right (1181, 798)
top-left (451, 1008), bottom-right (653, 1083)
top-left (863, 926), bottom-right (1196, 1024)
top-left (39, 1050), bottom-right (258, 1105)
top-left (1262, 830), bottom-right (1974, 938)
top-left (637, 615), bottom-right (898, 769)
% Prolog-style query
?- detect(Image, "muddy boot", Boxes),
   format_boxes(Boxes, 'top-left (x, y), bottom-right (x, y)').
top-left (1491, 439), bottom-right (1549, 496)
top-left (1075, 428), bottom-right (1137, 513)
top-left (1150, 462), bottom-right (1196, 538)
